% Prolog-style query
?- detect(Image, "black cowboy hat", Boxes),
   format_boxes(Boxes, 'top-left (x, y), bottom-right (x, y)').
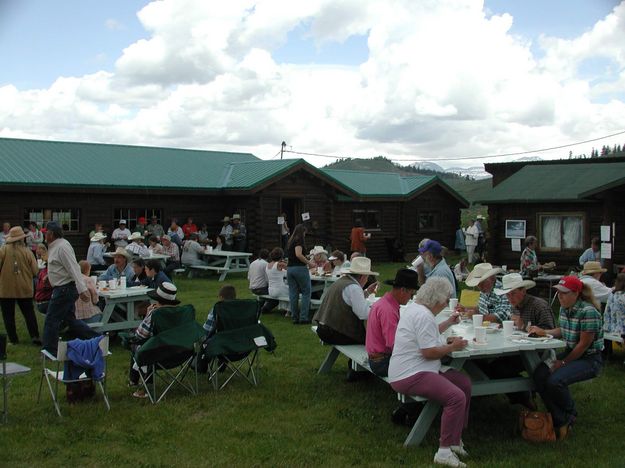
top-left (384, 268), bottom-right (419, 289)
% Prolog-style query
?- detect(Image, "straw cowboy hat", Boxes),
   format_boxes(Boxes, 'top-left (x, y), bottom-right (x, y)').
top-left (465, 263), bottom-right (502, 287)
top-left (112, 247), bottom-right (132, 261)
top-left (494, 273), bottom-right (536, 296)
top-left (345, 257), bottom-right (379, 276)
top-left (4, 226), bottom-right (27, 243)
top-left (309, 245), bottom-right (328, 256)
top-left (90, 232), bottom-right (107, 242)
top-left (581, 261), bottom-right (607, 275)
top-left (221, 216), bottom-right (230, 223)
top-left (128, 232), bottom-right (144, 241)
top-left (147, 282), bottom-right (181, 306)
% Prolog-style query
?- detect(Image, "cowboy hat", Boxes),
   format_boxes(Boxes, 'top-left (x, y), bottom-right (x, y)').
top-left (345, 257), bottom-right (379, 276)
top-left (465, 263), bottom-right (502, 287)
top-left (232, 214), bottom-right (241, 220)
top-left (581, 261), bottom-right (606, 275)
top-left (476, 214), bottom-right (485, 220)
top-left (128, 232), bottom-right (144, 241)
top-left (112, 247), bottom-right (132, 261)
top-left (494, 273), bottom-right (535, 295)
top-left (384, 268), bottom-right (418, 289)
top-left (147, 282), bottom-right (181, 305)
top-left (4, 226), bottom-right (26, 243)
top-left (90, 232), bottom-right (107, 242)
top-left (309, 245), bottom-right (328, 256)
top-left (222, 216), bottom-right (230, 223)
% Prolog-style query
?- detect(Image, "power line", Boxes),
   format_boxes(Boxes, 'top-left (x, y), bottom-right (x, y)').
top-left (282, 129), bottom-right (625, 163)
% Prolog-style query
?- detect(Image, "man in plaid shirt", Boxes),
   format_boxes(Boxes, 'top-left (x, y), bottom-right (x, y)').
top-left (459, 263), bottom-right (511, 323)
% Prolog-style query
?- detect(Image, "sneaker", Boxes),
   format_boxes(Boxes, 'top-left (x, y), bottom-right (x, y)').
top-left (451, 443), bottom-right (468, 458)
top-left (132, 389), bottom-right (148, 399)
top-left (434, 451), bottom-right (466, 467)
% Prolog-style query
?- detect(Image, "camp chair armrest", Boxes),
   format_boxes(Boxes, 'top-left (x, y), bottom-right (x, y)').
top-left (41, 349), bottom-right (57, 361)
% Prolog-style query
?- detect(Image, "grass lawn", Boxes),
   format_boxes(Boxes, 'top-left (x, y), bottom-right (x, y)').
top-left (1, 262), bottom-right (624, 467)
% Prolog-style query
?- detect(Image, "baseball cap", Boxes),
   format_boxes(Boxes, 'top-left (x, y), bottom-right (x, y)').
top-left (553, 276), bottom-right (583, 294)
top-left (418, 239), bottom-right (442, 256)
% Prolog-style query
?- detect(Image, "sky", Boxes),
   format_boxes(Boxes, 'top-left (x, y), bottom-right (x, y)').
top-left (1, 0), bottom-right (624, 170)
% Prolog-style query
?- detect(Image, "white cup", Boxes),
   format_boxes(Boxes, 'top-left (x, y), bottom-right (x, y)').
top-left (207, 246), bottom-right (213, 253)
top-left (90, 276), bottom-right (98, 286)
top-left (98, 281), bottom-right (107, 290)
top-left (108, 279), bottom-right (117, 290)
top-left (474, 326), bottom-right (488, 344)
top-left (502, 265), bottom-right (508, 272)
top-left (472, 314), bottom-right (483, 329)
top-left (317, 267), bottom-right (324, 275)
top-left (502, 320), bottom-right (514, 337)
top-left (449, 298), bottom-right (458, 311)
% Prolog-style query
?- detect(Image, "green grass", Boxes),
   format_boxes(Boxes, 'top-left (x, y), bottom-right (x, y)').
top-left (1, 263), bottom-right (624, 467)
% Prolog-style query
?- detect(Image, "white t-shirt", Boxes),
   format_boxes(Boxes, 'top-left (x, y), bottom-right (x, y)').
top-left (248, 258), bottom-right (268, 290)
top-left (266, 263), bottom-right (289, 297)
top-left (388, 303), bottom-right (445, 382)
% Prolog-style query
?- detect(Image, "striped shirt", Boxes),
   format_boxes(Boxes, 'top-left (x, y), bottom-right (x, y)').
top-left (560, 299), bottom-right (604, 354)
top-left (478, 280), bottom-right (512, 322)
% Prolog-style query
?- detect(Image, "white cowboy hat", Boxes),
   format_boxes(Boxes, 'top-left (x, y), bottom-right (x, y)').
top-left (309, 245), bottom-right (328, 256)
top-left (90, 232), bottom-right (107, 242)
top-left (465, 263), bottom-right (502, 287)
top-left (112, 247), bottom-right (132, 261)
top-left (494, 273), bottom-right (536, 295)
top-left (232, 214), bottom-right (241, 220)
top-left (345, 257), bottom-right (379, 276)
top-left (221, 216), bottom-right (230, 222)
top-left (128, 232), bottom-right (144, 241)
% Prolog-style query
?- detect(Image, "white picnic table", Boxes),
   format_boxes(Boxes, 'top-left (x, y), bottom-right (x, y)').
top-left (317, 306), bottom-right (565, 447)
top-left (195, 249), bottom-right (253, 281)
top-left (309, 273), bottom-right (340, 297)
top-left (103, 252), bottom-right (169, 261)
top-left (90, 286), bottom-right (153, 332)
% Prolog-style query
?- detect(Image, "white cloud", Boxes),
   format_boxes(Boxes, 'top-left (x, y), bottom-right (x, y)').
top-left (1, 0), bottom-right (625, 169)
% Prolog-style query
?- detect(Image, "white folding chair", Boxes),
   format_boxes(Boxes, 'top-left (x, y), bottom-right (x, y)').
top-left (1, 333), bottom-right (31, 424)
top-left (37, 336), bottom-right (111, 417)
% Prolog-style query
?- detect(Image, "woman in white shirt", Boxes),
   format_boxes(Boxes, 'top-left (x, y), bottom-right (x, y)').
top-left (180, 233), bottom-right (207, 267)
top-left (261, 247), bottom-right (289, 314)
top-left (388, 277), bottom-right (470, 468)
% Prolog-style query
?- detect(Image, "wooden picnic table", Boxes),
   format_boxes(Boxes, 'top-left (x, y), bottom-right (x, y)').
top-left (309, 273), bottom-right (340, 298)
top-left (195, 249), bottom-right (253, 281)
top-left (89, 286), bottom-right (153, 332)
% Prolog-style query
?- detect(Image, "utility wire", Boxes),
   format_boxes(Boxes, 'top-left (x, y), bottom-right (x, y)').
top-left (281, 129), bottom-right (625, 163)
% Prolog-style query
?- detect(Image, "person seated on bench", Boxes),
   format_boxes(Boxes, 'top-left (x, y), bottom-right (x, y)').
top-left (98, 247), bottom-right (133, 287)
top-left (144, 259), bottom-right (171, 290)
top-left (529, 276), bottom-right (603, 440)
top-left (181, 233), bottom-right (207, 267)
top-left (161, 235), bottom-right (181, 277)
top-left (579, 261), bottom-right (611, 304)
top-left (203, 285), bottom-right (236, 339)
top-left (604, 273), bottom-right (625, 336)
top-left (129, 258), bottom-right (147, 286)
top-left (261, 248), bottom-right (288, 314)
top-left (313, 257), bottom-right (379, 342)
top-left (328, 250), bottom-right (349, 276)
top-left (365, 269), bottom-right (418, 377)
top-left (388, 277), bottom-right (469, 468)
top-left (248, 249), bottom-right (269, 297)
top-left (457, 263), bottom-right (509, 324)
top-left (308, 246), bottom-right (329, 273)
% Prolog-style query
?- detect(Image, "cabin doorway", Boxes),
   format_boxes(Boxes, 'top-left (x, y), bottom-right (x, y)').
top-left (280, 198), bottom-right (301, 238)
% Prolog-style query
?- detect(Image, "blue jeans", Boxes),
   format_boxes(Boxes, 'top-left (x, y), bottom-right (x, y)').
top-left (533, 352), bottom-right (602, 428)
top-left (287, 266), bottom-right (311, 323)
top-left (42, 283), bottom-right (100, 355)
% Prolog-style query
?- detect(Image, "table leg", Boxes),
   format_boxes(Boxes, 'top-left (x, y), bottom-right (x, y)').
top-left (219, 257), bottom-right (233, 282)
top-left (403, 400), bottom-right (441, 447)
top-left (318, 347), bottom-right (340, 374)
top-left (519, 350), bottom-right (543, 375)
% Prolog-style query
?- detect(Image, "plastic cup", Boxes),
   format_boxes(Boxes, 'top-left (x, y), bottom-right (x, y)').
top-left (98, 281), bottom-right (107, 290)
top-left (503, 320), bottom-right (514, 337)
top-left (472, 314), bottom-right (483, 329)
top-left (90, 275), bottom-right (98, 286)
top-left (449, 298), bottom-right (458, 311)
top-left (474, 326), bottom-right (488, 344)
top-left (317, 267), bottom-right (324, 275)
top-left (108, 279), bottom-right (117, 290)
top-left (501, 265), bottom-right (508, 272)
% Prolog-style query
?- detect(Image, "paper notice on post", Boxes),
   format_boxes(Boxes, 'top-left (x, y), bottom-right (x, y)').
top-left (511, 238), bottom-right (521, 252)
top-left (600, 225), bottom-right (611, 242)
top-left (301, 212), bottom-right (310, 221)
top-left (277, 217), bottom-right (285, 225)
top-left (601, 242), bottom-right (612, 259)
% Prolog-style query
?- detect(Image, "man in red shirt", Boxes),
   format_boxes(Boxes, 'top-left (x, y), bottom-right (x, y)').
top-left (350, 219), bottom-right (370, 255)
top-left (182, 217), bottom-right (198, 239)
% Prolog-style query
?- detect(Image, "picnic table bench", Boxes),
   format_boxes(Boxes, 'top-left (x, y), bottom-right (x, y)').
top-left (257, 294), bottom-right (322, 311)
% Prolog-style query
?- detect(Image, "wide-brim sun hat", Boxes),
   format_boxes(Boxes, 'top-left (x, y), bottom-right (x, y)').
top-left (465, 263), bottom-right (502, 287)
top-left (345, 256), bottom-right (379, 276)
top-left (147, 282), bottom-right (180, 305)
top-left (90, 232), bottom-right (107, 242)
top-left (310, 245), bottom-right (328, 256)
top-left (128, 232), bottom-right (144, 241)
top-left (112, 247), bottom-right (132, 261)
top-left (4, 226), bottom-right (27, 243)
top-left (494, 273), bottom-right (536, 295)
top-left (581, 261), bottom-right (607, 275)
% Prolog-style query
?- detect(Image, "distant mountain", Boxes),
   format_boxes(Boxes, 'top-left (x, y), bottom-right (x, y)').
top-left (410, 161), bottom-right (445, 172)
top-left (446, 166), bottom-right (491, 180)
top-left (515, 156), bottom-right (543, 162)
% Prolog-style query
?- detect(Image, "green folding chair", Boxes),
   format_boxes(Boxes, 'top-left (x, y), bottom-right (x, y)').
top-left (1, 334), bottom-right (31, 423)
top-left (132, 304), bottom-right (205, 403)
top-left (203, 299), bottom-right (277, 390)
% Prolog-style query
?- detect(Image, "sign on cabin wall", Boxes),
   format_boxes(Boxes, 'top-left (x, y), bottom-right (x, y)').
top-left (505, 219), bottom-right (526, 239)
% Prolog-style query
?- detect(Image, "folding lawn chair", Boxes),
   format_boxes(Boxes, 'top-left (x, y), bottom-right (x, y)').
top-left (203, 299), bottom-right (277, 390)
top-left (132, 304), bottom-right (205, 404)
top-left (1, 333), bottom-right (31, 424)
top-left (37, 335), bottom-right (110, 417)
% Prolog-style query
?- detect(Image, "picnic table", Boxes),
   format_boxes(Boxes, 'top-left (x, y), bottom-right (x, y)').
top-left (309, 273), bottom-right (340, 297)
top-left (317, 307), bottom-right (565, 447)
top-left (195, 249), bottom-right (252, 281)
top-left (103, 252), bottom-right (169, 261)
top-left (89, 286), bottom-right (153, 332)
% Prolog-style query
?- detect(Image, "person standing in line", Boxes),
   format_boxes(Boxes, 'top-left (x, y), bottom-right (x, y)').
top-left (41, 222), bottom-right (99, 355)
top-left (280, 213), bottom-right (290, 249)
top-left (350, 219), bottom-right (370, 257)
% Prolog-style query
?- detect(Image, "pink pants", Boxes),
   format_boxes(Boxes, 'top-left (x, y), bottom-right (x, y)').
top-left (391, 370), bottom-right (471, 446)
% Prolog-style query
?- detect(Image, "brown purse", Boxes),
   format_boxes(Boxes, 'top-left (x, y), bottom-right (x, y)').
top-left (519, 410), bottom-right (556, 442)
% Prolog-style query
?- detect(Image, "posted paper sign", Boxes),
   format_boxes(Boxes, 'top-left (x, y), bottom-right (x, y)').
top-left (277, 216), bottom-right (285, 225)
top-left (601, 225), bottom-right (611, 242)
top-left (301, 212), bottom-right (310, 221)
top-left (601, 242), bottom-right (612, 259)
top-left (511, 238), bottom-right (521, 252)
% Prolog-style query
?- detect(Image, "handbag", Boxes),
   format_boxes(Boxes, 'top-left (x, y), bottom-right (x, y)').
top-left (519, 410), bottom-right (556, 442)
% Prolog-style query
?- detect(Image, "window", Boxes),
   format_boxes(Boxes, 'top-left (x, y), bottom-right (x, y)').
top-left (538, 213), bottom-right (584, 251)
top-left (113, 208), bottom-right (162, 231)
top-left (353, 209), bottom-right (381, 230)
top-left (24, 208), bottom-right (80, 232)
top-left (417, 211), bottom-right (440, 232)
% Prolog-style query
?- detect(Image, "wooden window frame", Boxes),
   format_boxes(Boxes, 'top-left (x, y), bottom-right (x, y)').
top-left (537, 211), bottom-right (585, 252)
top-left (417, 210), bottom-right (441, 233)
top-left (113, 208), bottom-right (162, 231)
top-left (353, 209), bottom-right (382, 231)
top-left (24, 208), bottom-right (81, 232)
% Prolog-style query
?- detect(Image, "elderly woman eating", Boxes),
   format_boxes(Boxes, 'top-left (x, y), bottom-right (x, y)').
top-left (388, 277), bottom-right (469, 467)
top-left (528, 276), bottom-right (603, 439)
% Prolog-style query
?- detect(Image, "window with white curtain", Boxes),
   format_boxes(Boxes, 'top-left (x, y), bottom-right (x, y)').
top-left (539, 213), bottom-right (584, 251)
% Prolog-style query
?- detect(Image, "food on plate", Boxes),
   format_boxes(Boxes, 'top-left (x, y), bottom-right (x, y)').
top-left (483, 321), bottom-right (490, 326)
top-left (528, 332), bottom-right (541, 338)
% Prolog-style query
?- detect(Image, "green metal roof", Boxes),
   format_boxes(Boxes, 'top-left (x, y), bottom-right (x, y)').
top-left (223, 159), bottom-right (304, 189)
top-left (477, 162), bottom-right (625, 204)
top-left (0, 137), bottom-right (258, 190)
